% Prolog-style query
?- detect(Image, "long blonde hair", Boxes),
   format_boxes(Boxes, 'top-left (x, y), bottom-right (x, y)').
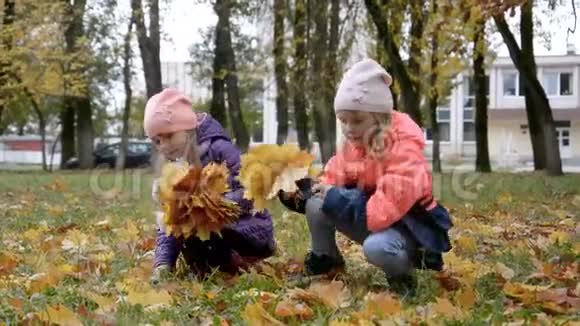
top-left (153, 129), bottom-right (202, 178)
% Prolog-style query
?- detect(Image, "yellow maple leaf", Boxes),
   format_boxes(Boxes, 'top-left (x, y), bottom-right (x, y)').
top-left (288, 280), bottom-right (351, 311)
top-left (242, 302), bottom-right (284, 326)
top-left (239, 144), bottom-right (315, 211)
top-left (430, 297), bottom-right (466, 320)
top-left (455, 286), bottom-right (477, 309)
top-left (354, 292), bottom-right (402, 320)
top-left (549, 231), bottom-right (570, 245)
top-left (0, 251), bottom-right (19, 276)
top-left (126, 286), bottom-right (173, 307)
top-left (159, 162), bottom-right (241, 240)
top-left (83, 292), bottom-right (116, 313)
top-left (455, 235), bottom-right (477, 255)
top-left (495, 262), bottom-right (515, 280)
top-left (115, 220), bottom-right (140, 243)
top-left (37, 304), bottom-right (82, 326)
top-left (274, 299), bottom-right (314, 319)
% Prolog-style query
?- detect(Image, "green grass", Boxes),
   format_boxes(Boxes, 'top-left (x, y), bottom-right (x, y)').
top-left (0, 170), bottom-right (578, 325)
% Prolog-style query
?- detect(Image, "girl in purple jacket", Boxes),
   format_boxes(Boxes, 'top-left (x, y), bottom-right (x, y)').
top-left (143, 88), bottom-right (276, 281)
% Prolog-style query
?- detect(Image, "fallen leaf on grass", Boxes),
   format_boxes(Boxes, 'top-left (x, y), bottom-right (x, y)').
top-left (353, 292), bottom-right (402, 320)
top-left (289, 280), bottom-right (351, 310)
top-left (435, 270), bottom-right (461, 291)
top-left (495, 262), bottom-right (515, 280)
top-left (455, 235), bottom-right (477, 255)
top-left (242, 302), bottom-right (284, 326)
top-left (430, 297), bottom-right (466, 320)
top-left (126, 285), bottom-right (173, 307)
top-left (37, 304), bottom-right (82, 326)
top-left (274, 299), bottom-right (314, 319)
top-left (456, 286), bottom-right (477, 309)
top-left (83, 292), bottom-right (116, 313)
top-left (0, 251), bottom-right (19, 275)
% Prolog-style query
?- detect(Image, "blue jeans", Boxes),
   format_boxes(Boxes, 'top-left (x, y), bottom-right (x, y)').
top-left (305, 196), bottom-right (417, 277)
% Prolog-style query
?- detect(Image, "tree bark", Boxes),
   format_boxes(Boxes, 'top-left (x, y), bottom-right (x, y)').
top-left (131, 0), bottom-right (162, 99)
top-left (428, 0), bottom-right (441, 173)
top-left (473, 18), bottom-right (491, 173)
top-left (311, 0), bottom-right (334, 163)
top-left (62, 0), bottom-right (92, 169)
top-left (214, 0), bottom-right (249, 151)
top-left (76, 97), bottom-right (93, 169)
top-left (29, 97), bottom-right (47, 171)
top-left (324, 0), bottom-right (339, 159)
top-left (0, 0), bottom-right (15, 134)
top-left (292, 0), bottom-right (310, 150)
top-left (274, 0), bottom-right (289, 145)
top-left (117, 18), bottom-right (134, 171)
top-left (364, 0), bottom-right (423, 126)
top-left (60, 103), bottom-right (76, 168)
top-left (211, 0), bottom-right (228, 129)
top-left (494, 6), bottom-right (562, 175)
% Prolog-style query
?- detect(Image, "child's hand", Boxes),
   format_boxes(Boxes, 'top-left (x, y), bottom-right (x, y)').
top-left (150, 265), bottom-right (172, 285)
top-left (312, 183), bottom-right (332, 199)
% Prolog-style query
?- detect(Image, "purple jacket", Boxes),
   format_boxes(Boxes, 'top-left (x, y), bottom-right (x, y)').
top-left (154, 114), bottom-right (275, 268)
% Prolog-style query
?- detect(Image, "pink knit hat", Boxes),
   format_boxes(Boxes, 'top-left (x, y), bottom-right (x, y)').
top-left (334, 58), bottom-right (394, 113)
top-left (143, 88), bottom-right (198, 138)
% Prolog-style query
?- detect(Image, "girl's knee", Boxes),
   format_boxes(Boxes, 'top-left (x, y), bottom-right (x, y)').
top-left (362, 231), bottom-right (411, 276)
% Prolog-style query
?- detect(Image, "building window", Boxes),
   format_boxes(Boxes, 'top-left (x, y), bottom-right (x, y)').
top-left (503, 72), bottom-right (525, 96)
top-left (463, 76), bottom-right (489, 142)
top-left (425, 102), bottom-right (451, 142)
top-left (543, 72), bottom-right (573, 96)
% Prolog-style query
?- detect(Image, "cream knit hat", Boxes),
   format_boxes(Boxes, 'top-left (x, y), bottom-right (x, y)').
top-left (334, 58), bottom-right (394, 113)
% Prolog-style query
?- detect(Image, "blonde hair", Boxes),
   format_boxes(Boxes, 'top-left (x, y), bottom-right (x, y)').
top-left (339, 111), bottom-right (392, 155)
top-left (153, 129), bottom-right (202, 178)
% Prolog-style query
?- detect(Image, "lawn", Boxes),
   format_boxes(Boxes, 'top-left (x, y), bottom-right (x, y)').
top-left (0, 170), bottom-right (578, 325)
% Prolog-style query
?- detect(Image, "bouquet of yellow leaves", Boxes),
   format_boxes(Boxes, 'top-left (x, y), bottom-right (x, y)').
top-left (238, 144), bottom-right (319, 211)
top-left (158, 161), bottom-right (241, 241)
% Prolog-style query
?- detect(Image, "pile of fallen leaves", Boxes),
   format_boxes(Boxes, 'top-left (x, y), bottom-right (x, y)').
top-left (0, 173), bottom-right (578, 325)
top-left (158, 162), bottom-right (241, 240)
top-left (238, 144), bottom-right (317, 211)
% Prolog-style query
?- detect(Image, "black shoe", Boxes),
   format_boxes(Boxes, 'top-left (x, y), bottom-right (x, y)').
top-left (304, 251), bottom-right (345, 276)
top-left (278, 178), bottom-right (314, 214)
top-left (414, 249), bottom-right (444, 271)
top-left (387, 274), bottom-right (417, 297)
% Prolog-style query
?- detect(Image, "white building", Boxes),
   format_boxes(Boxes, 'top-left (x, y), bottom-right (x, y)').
top-left (262, 54), bottom-right (580, 166)
top-left (423, 54), bottom-right (580, 165)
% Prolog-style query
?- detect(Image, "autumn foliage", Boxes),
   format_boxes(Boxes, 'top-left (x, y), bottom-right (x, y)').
top-left (157, 162), bottom-right (241, 240)
top-left (238, 144), bottom-right (317, 211)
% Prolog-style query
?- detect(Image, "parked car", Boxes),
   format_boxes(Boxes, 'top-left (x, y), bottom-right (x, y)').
top-left (64, 141), bottom-right (153, 169)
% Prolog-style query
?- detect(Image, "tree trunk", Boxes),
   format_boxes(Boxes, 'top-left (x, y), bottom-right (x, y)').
top-left (76, 98), bottom-right (93, 169)
top-left (60, 102), bottom-right (76, 168)
top-left (214, 0), bottom-right (249, 151)
top-left (428, 0), bottom-right (441, 173)
top-left (293, 0), bottom-right (310, 150)
top-left (60, 0), bottom-right (90, 168)
top-left (29, 97), bottom-right (47, 171)
top-left (131, 0), bottom-right (162, 99)
top-left (274, 0), bottom-right (289, 145)
top-left (324, 0), bottom-right (339, 159)
top-left (117, 18), bottom-right (134, 171)
top-left (311, 0), bottom-right (334, 163)
top-left (364, 0), bottom-right (423, 126)
top-left (210, 0), bottom-right (229, 129)
top-left (50, 132), bottom-right (61, 172)
top-left (0, 0), bottom-right (16, 133)
top-left (473, 18), bottom-right (491, 173)
top-left (494, 7), bottom-right (562, 175)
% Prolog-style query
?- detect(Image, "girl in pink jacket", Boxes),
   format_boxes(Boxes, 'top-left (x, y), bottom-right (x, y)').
top-left (280, 59), bottom-right (452, 296)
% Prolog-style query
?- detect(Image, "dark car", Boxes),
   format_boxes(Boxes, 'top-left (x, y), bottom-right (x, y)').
top-left (64, 141), bottom-right (153, 169)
